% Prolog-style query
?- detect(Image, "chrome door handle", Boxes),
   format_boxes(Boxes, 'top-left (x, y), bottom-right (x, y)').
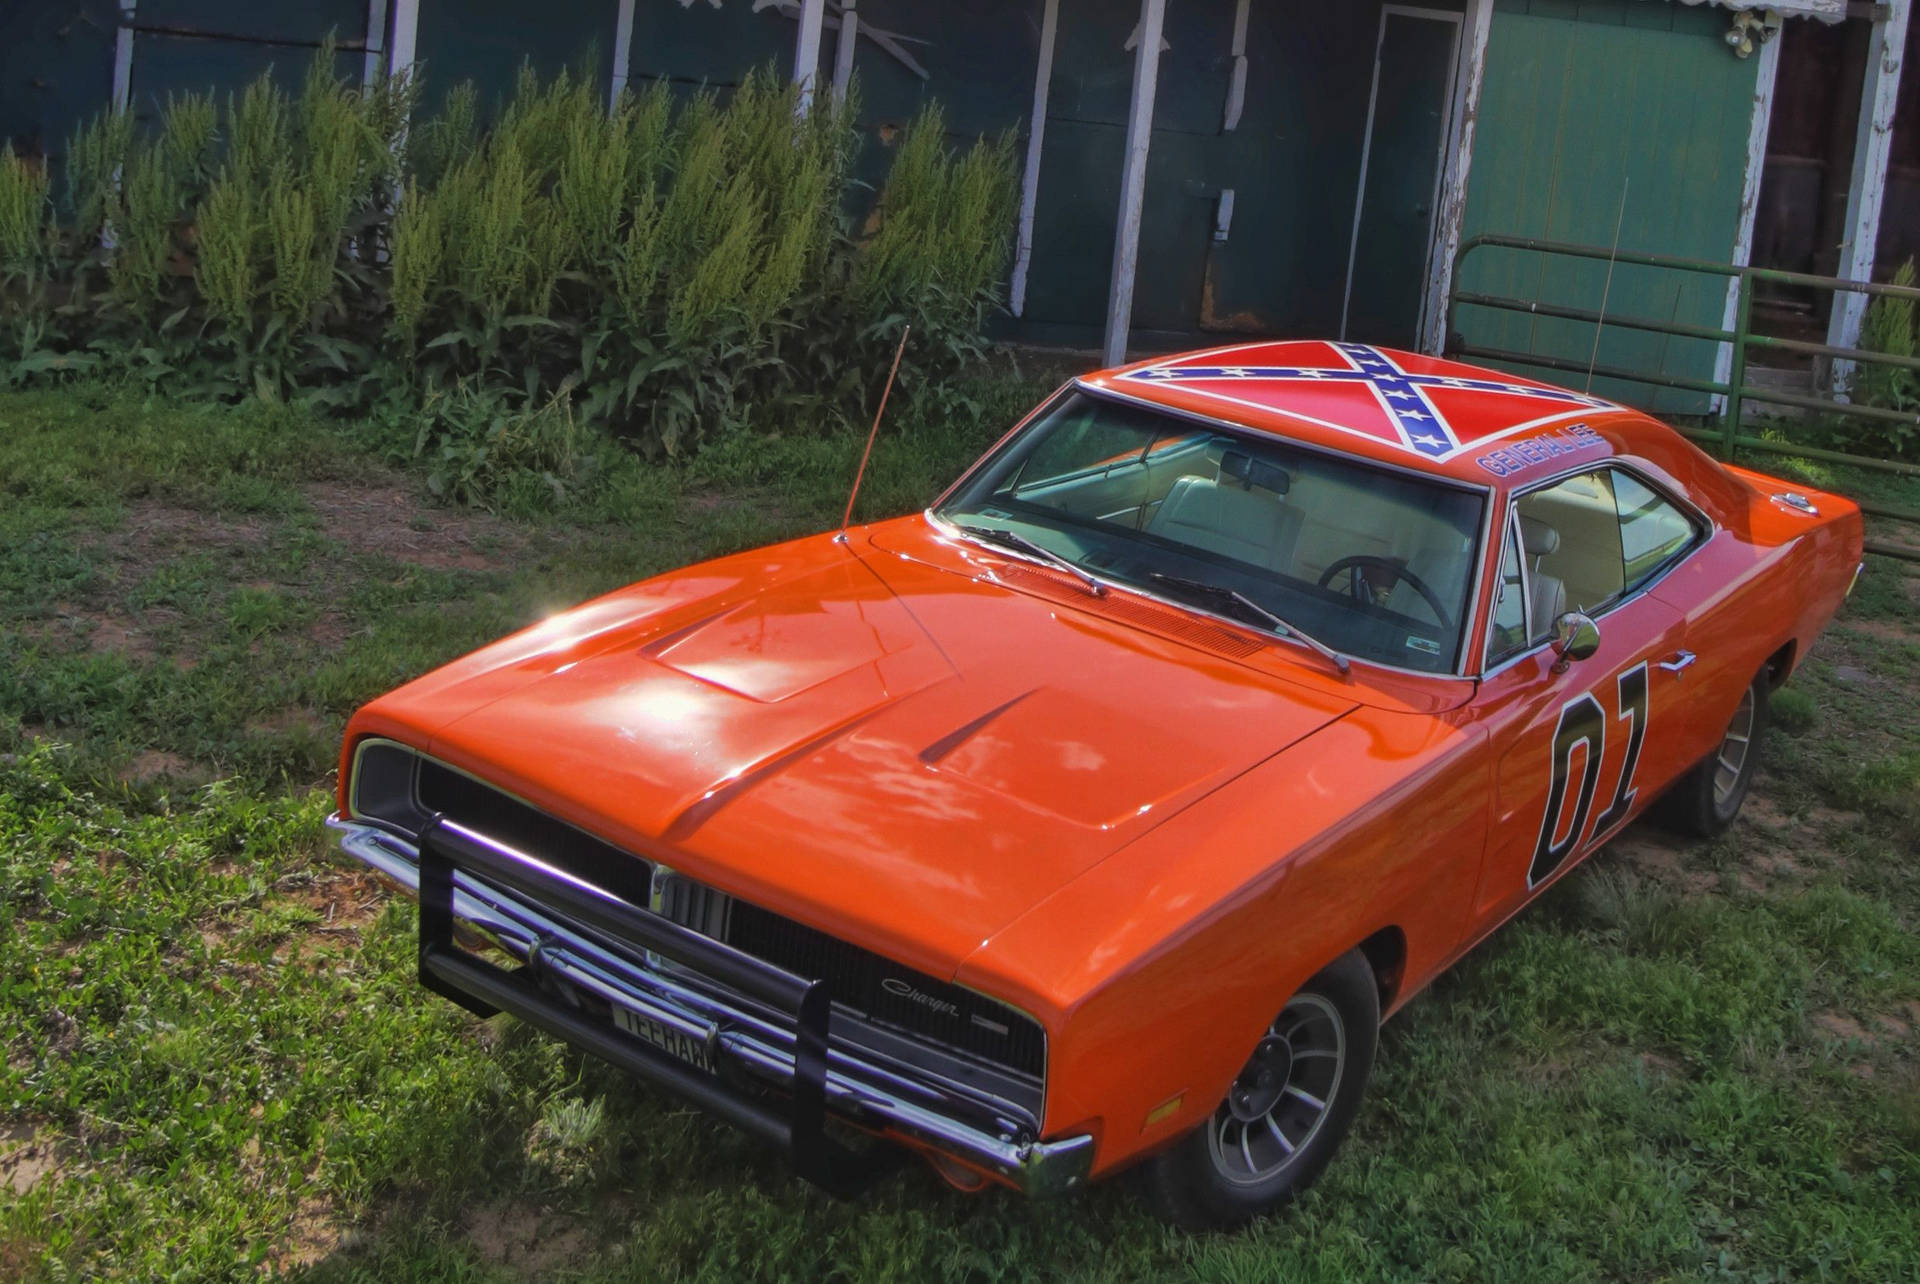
top-left (1657, 650), bottom-right (1696, 675)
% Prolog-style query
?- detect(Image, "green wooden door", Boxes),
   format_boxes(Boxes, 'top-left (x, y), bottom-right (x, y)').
top-left (1453, 1), bottom-right (1759, 413)
top-left (1343, 9), bottom-right (1460, 349)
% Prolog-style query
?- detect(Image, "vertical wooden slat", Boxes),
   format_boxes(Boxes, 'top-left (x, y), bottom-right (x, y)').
top-left (792, 0), bottom-right (827, 116)
top-left (1009, 0), bottom-right (1060, 319)
top-left (388, 0), bottom-right (421, 84)
top-left (1712, 29), bottom-right (1782, 409)
top-left (610, 0), bottom-right (637, 109)
top-left (1422, 0), bottom-right (1494, 353)
top-left (112, 2), bottom-right (137, 111)
top-left (1827, 0), bottom-right (1910, 379)
top-left (1102, 0), bottom-right (1168, 367)
top-left (364, 0), bottom-right (389, 85)
top-left (831, 0), bottom-right (857, 106)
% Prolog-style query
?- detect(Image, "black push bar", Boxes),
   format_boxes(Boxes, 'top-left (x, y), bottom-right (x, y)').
top-left (414, 814), bottom-right (896, 1195)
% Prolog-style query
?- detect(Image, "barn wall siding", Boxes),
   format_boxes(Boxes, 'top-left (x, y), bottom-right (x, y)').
top-left (2, 0), bottom-right (1794, 359)
top-left (1454, 0), bottom-right (1758, 411)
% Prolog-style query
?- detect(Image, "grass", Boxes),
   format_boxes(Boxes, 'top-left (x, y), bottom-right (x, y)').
top-left (1, 378), bottom-right (1917, 1281)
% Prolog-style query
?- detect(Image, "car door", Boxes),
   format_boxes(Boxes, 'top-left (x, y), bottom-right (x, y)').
top-left (1469, 466), bottom-right (1707, 927)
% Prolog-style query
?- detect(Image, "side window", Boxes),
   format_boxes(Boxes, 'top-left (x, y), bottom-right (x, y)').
top-left (1512, 467), bottom-right (1702, 627)
top-left (1614, 470), bottom-right (1700, 589)
top-left (1486, 514), bottom-right (1528, 666)
top-left (1515, 471), bottom-right (1625, 616)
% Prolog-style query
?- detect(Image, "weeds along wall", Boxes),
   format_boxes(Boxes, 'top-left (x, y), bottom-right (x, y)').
top-left (0, 51), bottom-right (1019, 478)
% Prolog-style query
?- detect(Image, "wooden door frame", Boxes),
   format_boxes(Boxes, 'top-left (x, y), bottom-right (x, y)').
top-left (1339, 3), bottom-right (1464, 343)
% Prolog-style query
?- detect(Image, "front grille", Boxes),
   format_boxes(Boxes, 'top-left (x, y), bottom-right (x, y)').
top-left (415, 760), bottom-right (655, 908)
top-left (351, 739), bottom-right (1043, 1087)
top-left (662, 877), bottom-right (1046, 1081)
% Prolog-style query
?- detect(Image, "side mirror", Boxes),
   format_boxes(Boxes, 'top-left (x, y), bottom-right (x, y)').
top-left (1550, 611), bottom-right (1601, 672)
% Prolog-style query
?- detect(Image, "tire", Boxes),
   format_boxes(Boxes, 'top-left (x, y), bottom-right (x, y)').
top-left (1655, 671), bottom-right (1769, 838)
top-left (1141, 949), bottom-right (1379, 1231)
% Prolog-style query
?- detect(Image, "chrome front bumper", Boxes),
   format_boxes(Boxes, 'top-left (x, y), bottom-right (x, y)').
top-left (327, 814), bottom-right (1094, 1196)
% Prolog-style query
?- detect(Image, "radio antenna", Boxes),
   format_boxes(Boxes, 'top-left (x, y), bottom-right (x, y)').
top-left (838, 326), bottom-right (911, 541)
top-left (1586, 176), bottom-right (1629, 394)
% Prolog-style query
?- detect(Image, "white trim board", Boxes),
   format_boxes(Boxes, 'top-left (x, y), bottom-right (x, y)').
top-left (1010, 0), bottom-right (1060, 319)
top-left (1419, 0), bottom-right (1492, 354)
top-left (1712, 29), bottom-right (1782, 410)
top-left (1826, 0), bottom-right (1910, 385)
top-left (1101, 0), bottom-right (1168, 366)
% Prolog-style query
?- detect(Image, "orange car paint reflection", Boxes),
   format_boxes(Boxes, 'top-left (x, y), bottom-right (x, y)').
top-left (338, 344), bottom-right (1863, 1184)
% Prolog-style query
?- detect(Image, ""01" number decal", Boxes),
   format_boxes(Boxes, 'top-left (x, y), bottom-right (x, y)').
top-left (1528, 662), bottom-right (1650, 887)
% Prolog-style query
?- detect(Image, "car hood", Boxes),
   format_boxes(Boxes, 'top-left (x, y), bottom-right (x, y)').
top-left (356, 529), bottom-right (1360, 978)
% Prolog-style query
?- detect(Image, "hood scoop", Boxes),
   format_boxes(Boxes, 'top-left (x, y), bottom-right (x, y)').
top-left (648, 560), bottom-right (934, 703)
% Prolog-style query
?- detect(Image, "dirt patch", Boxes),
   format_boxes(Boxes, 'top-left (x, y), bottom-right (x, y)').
top-left (1, 1125), bottom-right (67, 1197)
top-left (266, 1194), bottom-right (341, 1274)
top-left (463, 1200), bottom-right (595, 1278)
top-left (1846, 618), bottom-right (1920, 646)
top-left (1609, 830), bottom-right (1718, 896)
top-left (117, 749), bottom-right (200, 786)
top-left (1813, 1006), bottom-right (1917, 1050)
top-left (282, 868), bottom-right (387, 937)
top-left (300, 480), bottom-right (525, 572)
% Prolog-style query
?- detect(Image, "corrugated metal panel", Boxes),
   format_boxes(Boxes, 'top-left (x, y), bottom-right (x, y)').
top-left (1453, 0), bottom-right (1758, 412)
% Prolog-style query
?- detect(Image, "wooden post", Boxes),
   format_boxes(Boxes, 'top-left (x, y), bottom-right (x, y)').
top-left (387, 0), bottom-right (421, 85)
top-left (792, 0), bottom-right (827, 115)
top-left (1418, 0), bottom-right (1493, 354)
top-left (1826, 0), bottom-right (1910, 382)
top-left (1223, 0), bottom-right (1250, 132)
top-left (1713, 30), bottom-right (1783, 411)
top-left (610, 0), bottom-right (637, 109)
top-left (1103, 0), bottom-right (1167, 368)
top-left (112, 2), bottom-right (136, 111)
top-left (832, 0), bottom-right (858, 105)
top-left (1010, 0), bottom-right (1060, 318)
top-left (363, 0), bottom-right (389, 85)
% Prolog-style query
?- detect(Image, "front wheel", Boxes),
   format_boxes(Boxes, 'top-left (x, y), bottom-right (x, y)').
top-left (1141, 949), bottom-right (1379, 1230)
top-left (1656, 672), bottom-right (1769, 838)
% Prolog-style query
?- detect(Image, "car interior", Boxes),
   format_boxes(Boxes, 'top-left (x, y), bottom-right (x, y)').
top-left (1488, 466), bottom-right (1705, 666)
top-left (937, 392), bottom-right (1487, 673)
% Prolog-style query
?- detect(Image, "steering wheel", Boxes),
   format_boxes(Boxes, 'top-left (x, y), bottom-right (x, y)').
top-left (1316, 555), bottom-right (1454, 633)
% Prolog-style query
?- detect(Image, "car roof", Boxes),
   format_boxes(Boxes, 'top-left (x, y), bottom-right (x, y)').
top-left (1078, 339), bottom-right (1652, 489)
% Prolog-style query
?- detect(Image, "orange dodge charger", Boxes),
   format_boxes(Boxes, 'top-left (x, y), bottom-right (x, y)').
top-left (332, 341), bottom-right (1862, 1227)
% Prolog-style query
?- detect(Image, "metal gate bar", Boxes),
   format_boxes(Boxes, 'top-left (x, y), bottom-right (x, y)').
top-left (1447, 234), bottom-right (1920, 560)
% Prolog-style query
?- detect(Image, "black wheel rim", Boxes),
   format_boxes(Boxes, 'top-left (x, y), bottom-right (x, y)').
top-left (1712, 686), bottom-right (1756, 808)
top-left (1206, 993), bottom-right (1346, 1186)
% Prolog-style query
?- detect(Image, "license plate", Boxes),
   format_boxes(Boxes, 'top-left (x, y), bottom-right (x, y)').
top-left (612, 1002), bottom-right (717, 1075)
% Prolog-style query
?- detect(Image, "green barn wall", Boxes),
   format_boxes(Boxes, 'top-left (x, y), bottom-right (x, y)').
top-left (1017, 0), bottom-right (1466, 348)
top-left (126, 1), bottom-right (370, 123)
top-left (415, 0), bottom-right (619, 113)
top-left (1454, 0), bottom-right (1759, 412)
top-left (0, 3), bottom-right (120, 167)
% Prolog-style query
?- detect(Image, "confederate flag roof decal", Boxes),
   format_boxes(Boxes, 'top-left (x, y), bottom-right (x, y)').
top-left (1117, 340), bottom-right (1619, 461)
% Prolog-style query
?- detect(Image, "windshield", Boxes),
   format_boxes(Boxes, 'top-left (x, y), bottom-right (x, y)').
top-left (935, 390), bottom-right (1486, 673)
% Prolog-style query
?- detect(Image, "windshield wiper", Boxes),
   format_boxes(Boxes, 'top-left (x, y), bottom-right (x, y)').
top-left (1149, 573), bottom-right (1351, 676)
top-left (955, 524), bottom-right (1108, 597)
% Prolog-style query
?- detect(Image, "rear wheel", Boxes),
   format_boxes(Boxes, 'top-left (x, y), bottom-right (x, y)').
top-left (1142, 949), bottom-right (1378, 1230)
top-left (1657, 672), bottom-right (1768, 837)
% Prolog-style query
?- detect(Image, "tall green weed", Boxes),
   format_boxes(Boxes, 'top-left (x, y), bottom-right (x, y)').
top-left (0, 56), bottom-right (1020, 475)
